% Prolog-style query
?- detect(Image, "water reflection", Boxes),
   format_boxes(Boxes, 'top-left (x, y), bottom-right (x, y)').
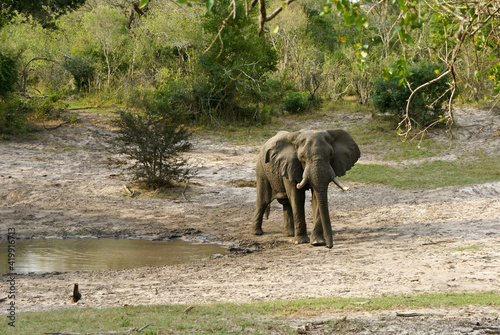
top-left (0, 238), bottom-right (226, 274)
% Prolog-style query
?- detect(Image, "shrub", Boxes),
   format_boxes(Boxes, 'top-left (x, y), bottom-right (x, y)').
top-left (63, 55), bottom-right (96, 92)
top-left (0, 95), bottom-right (70, 135)
top-left (114, 110), bottom-right (192, 189)
top-left (281, 91), bottom-right (310, 114)
top-left (146, 80), bottom-right (193, 123)
top-left (0, 98), bottom-right (30, 135)
top-left (0, 52), bottom-right (18, 99)
top-left (372, 62), bottom-right (451, 127)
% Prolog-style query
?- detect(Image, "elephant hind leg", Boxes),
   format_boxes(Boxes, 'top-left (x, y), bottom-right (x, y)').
top-left (251, 177), bottom-right (272, 236)
top-left (251, 206), bottom-right (267, 235)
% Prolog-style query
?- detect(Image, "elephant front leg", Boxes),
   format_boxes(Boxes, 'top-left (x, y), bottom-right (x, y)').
top-left (284, 180), bottom-right (309, 244)
top-left (310, 190), bottom-right (326, 246)
top-left (278, 199), bottom-right (294, 237)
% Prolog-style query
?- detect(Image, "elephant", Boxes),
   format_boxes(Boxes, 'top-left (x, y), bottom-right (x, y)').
top-left (250, 129), bottom-right (360, 248)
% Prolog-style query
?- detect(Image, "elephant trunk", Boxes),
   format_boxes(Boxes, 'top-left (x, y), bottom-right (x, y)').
top-left (308, 163), bottom-right (334, 248)
top-left (315, 188), bottom-right (333, 248)
top-left (296, 162), bottom-right (335, 248)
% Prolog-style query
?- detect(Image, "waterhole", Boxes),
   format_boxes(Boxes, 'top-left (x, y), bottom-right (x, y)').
top-left (0, 238), bottom-right (226, 274)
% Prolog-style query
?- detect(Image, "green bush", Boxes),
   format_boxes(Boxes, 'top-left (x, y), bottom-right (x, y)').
top-left (281, 91), bottom-right (310, 114)
top-left (0, 95), bottom-right (69, 135)
top-left (372, 62), bottom-right (451, 127)
top-left (0, 98), bottom-right (30, 135)
top-left (146, 80), bottom-right (193, 123)
top-left (114, 110), bottom-right (192, 189)
top-left (0, 52), bottom-right (18, 98)
top-left (63, 55), bottom-right (96, 92)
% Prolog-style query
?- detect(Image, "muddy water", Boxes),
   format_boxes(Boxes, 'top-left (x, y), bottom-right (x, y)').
top-left (0, 238), bottom-right (226, 274)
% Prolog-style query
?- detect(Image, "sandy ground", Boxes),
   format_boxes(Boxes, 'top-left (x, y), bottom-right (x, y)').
top-left (0, 108), bottom-right (499, 333)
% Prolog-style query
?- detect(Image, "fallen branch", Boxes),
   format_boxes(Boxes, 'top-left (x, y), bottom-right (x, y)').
top-left (184, 305), bottom-right (194, 313)
top-left (44, 121), bottom-right (70, 131)
top-left (123, 185), bottom-right (137, 197)
top-left (473, 326), bottom-right (500, 334)
top-left (396, 312), bottom-right (424, 317)
top-left (68, 107), bottom-right (96, 110)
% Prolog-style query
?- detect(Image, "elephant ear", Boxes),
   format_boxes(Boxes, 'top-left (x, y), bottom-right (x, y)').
top-left (264, 132), bottom-right (303, 183)
top-left (326, 129), bottom-right (360, 177)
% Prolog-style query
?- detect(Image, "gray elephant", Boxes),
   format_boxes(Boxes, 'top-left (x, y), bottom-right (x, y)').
top-left (250, 129), bottom-right (360, 248)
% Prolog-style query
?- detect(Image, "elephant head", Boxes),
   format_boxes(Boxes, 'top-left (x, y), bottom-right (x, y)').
top-left (265, 129), bottom-right (360, 248)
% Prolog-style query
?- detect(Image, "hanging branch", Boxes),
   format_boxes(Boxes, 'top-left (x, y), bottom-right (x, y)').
top-left (204, 0), bottom-right (236, 56)
top-left (247, 0), bottom-right (296, 36)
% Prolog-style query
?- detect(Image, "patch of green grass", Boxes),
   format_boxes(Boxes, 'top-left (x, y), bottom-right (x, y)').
top-left (344, 154), bottom-right (500, 189)
top-left (349, 117), bottom-right (446, 161)
top-left (452, 245), bottom-right (485, 252)
top-left (196, 103), bottom-right (371, 146)
top-left (4, 292), bottom-right (499, 334)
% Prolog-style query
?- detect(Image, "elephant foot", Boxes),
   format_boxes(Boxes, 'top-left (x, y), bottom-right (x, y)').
top-left (282, 228), bottom-right (294, 237)
top-left (310, 231), bottom-right (326, 246)
top-left (250, 226), bottom-right (264, 236)
top-left (311, 237), bottom-right (326, 247)
top-left (294, 234), bottom-right (310, 245)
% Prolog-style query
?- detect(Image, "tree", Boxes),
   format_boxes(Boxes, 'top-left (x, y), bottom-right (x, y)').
top-left (197, 0), bottom-right (278, 123)
top-left (81, 6), bottom-right (130, 88)
top-left (138, 0), bottom-right (499, 135)
top-left (0, 0), bottom-right (86, 28)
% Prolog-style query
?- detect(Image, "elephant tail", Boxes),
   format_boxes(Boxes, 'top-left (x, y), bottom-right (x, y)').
top-left (265, 205), bottom-right (270, 220)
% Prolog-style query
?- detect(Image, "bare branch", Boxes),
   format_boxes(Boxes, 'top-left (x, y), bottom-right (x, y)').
top-left (258, 0), bottom-right (267, 36)
top-left (266, 0), bottom-right (295, 22)
top-left (204, 6), bottom-right (236, 55)
top-left (255, 0), bottom-right (296, 36)
top-left (398, 69), bottom-right (452, 138)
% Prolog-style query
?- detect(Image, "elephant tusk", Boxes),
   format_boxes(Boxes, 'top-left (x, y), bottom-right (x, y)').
top-left (296, 178), bottom-right (308, 189)
top-left (332, 176), bottom-right (349, 191)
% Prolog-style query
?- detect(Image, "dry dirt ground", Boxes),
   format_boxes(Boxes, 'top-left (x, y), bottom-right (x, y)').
top-left (0, 108), bottom-right (499, 333)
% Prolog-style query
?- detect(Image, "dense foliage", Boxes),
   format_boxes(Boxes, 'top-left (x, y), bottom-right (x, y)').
top-left (0, 52), bottom-right (18, 98)
top-left (0, 0), bottom-right (85, 28)
top-left (0, 0), bottom-right (498, 133)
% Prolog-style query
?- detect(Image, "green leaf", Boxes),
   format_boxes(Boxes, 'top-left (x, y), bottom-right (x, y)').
top-left (139, 0), bottom-right (149, 8)
top-left (398, 0), bottom-right (408, 11)
top-left (205, 0), bottom-right (214, 11)
top-left (355, 16), bottom-right (368, 30)
top-left (344, 11), bottom-right (356, 26)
